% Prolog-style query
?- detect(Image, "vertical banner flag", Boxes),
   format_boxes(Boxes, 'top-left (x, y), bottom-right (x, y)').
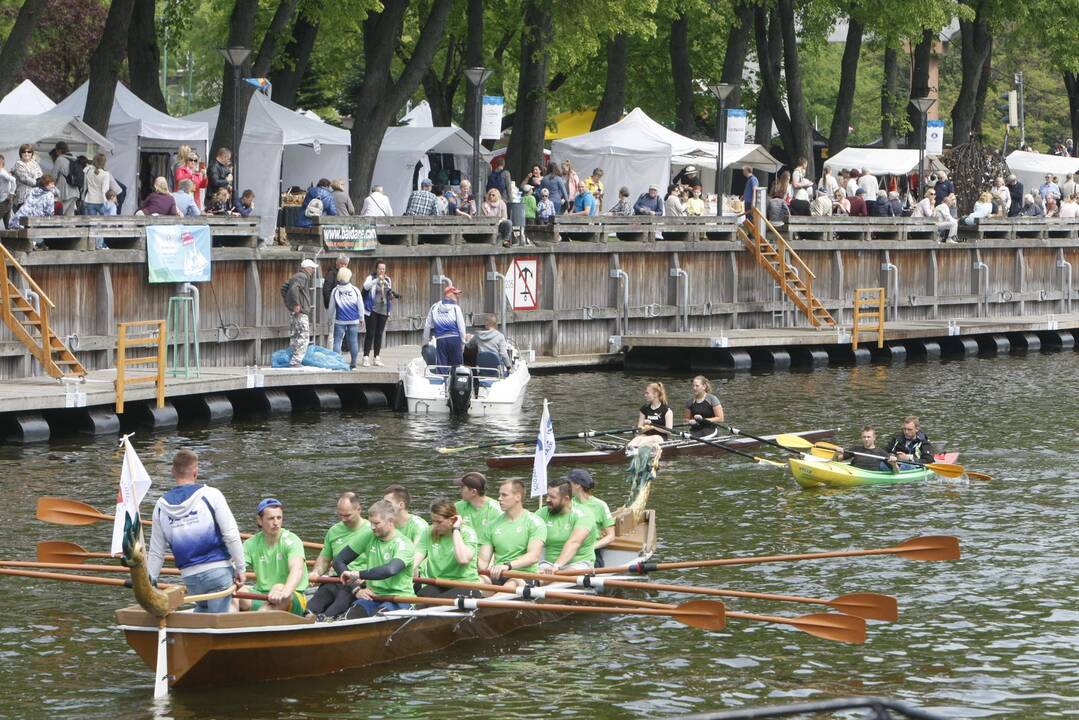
top-left (726, 109), bottom-right (748, 147)
top-left (530, 399), bottom-right (556, 498)
top-left (925, 120), bottom-right (945, 155)
top-left (480, 96), bottom-right (504, 140)
top-left (111, 434), bottom-right (153, 556)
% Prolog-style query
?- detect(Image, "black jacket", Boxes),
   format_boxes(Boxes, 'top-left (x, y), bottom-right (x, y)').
top-left (884, 431), bottom-right (935, 462)
top-left (208, 160), bottom-right (232, 196)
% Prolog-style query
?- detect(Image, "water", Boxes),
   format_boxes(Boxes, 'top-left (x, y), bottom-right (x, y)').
top-left (1, 352), bottom-right (1078, 719)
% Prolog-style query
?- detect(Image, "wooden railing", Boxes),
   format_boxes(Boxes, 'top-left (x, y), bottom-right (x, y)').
top-left (852, 287), bottom-right (886, 349)
top-left (115, 320), bottom-right (166, 414)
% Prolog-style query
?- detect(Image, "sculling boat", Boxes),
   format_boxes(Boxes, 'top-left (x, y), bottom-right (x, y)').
top-left (486, 427), bottom-right (837, 469)
top-left (115, 446), bottom-right (660, 689)
top-left (399, 343), bottom-right (530, 416)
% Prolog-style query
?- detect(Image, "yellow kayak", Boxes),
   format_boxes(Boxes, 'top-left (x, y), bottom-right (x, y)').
top-left (789, 455), bottom-right (935, 489)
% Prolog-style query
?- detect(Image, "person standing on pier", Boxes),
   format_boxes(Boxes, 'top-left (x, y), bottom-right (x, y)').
top-left (362, 261), bottom-right (397, 367)
top-left (423, 285), bottom-right (467, 370)
top-left (282, 259), bottom-right (317, 367)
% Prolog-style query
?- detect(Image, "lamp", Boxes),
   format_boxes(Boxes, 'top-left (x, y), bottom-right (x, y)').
top-left (218, 47), bottom-right (251, 205)
top-left (909, 97), bottom-right (936, 199)
top-left (464, 67), bottom-right (494, 206)
top-left (708, 83), bottom-right (738, 216)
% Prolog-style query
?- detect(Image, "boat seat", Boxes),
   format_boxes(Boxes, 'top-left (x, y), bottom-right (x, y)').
top-left (427, 377), bottom-right (446, 385)
top-left (476, 350), bottom-right (504, 378)
top-left (421, 344), bottom-right (437, 366)
top-left (478, 379), bottom-right (495, 387)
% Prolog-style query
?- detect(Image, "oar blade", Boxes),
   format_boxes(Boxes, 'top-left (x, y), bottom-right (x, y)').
top-left (895, 535), bottom-right (961, 561)
top-left (926, 462), bottom-right (965, 479)
top-left (830, 592), bottom-right (899, 622)
top-left (675, 599), bottom-right (727, 631)
top-left (35, 497), bottom-right (108, 526)
top-left (965, 470), bottom-right (993, 481)
top-left (36, 541), bottom-right (91, 564)
top-left (756, 457), bottom-right (787, 467)
top-left (775, 434), bottom-right (814, 450)
top-left (789, 612), bottom-right (867, 644)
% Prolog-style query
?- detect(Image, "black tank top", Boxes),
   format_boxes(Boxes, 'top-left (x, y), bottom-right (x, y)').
top-left (639, 403), bottom-right (671, 436)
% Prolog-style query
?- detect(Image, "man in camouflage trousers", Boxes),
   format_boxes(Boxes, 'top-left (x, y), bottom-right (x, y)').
top-left (282, 259), bottom-right (317, 367)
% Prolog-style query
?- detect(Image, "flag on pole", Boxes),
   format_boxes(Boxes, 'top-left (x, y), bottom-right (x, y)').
top-left (530, 399), bottom-right (555, 498)
top-left (110, 434), bottom-right (153, 556)
top-left (244, 77), bottom-right (272, 96)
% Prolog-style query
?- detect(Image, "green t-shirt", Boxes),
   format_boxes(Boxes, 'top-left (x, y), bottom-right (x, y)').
top-left (320, 520), bottom-right (374, 572)
top-left (419, 525), bottom-right (481, 583)
top-left (484, 509), bottom-right (547, 573)
top-left (363, 532), bottom-right (415, 597)
top-left (536, 504), bottom-right (596, 565)
top-left (455, 497), bottom-right (502, 540)
top-left (243, 529), bottom-right (310, 594)
top-left (399, 513), bottom-right (430, 546)
top-left (578, 495), bottom-right (616, 537)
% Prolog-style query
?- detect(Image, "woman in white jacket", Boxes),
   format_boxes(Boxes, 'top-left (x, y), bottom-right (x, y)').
top-left (82, 154), bottom-right (113, 215)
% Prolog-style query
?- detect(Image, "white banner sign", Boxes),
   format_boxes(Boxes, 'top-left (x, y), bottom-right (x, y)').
top-left (726, 108), bottom-right (748, 147)
top-left (926, 120), bottom-right (945, 155)
top-left (480, 95), bottom-right (504, 141)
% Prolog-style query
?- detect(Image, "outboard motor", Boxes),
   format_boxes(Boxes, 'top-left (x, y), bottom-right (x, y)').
top-left (448, 365), bottom-right (473, 415)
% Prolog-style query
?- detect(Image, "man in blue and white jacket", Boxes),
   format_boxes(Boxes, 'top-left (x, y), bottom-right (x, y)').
top-left (147, 449), bottom-right (246, 613)
top-left (422, 285), bottom-right (467, 370)
top-left (327, 267), bottom-right (365, 369)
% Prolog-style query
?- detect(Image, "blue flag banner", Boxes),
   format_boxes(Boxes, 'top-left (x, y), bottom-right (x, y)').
top-left (146, 225), bottom-right (212, 283)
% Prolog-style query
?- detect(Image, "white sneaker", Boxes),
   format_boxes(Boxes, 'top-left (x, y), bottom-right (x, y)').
top-left (373, 357), bottom-right (384, 366)
top-left (362, 356), bottom-right (371, 367)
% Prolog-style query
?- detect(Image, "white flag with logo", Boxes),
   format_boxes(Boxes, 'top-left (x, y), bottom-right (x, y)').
top-left (530, 399), bottom-right (555, 497)
top-left (110, 434), bottom-right (153, 556)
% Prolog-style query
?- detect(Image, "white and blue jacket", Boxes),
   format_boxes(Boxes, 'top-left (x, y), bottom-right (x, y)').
top-left (147, 484), bottom-right (246, 581)
top-left (423, 298), bottom-right (467, 341)
top-left (328, 282), bottom-right (363, 326)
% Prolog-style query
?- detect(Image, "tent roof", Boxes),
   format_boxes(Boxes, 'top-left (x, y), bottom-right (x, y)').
top-left (50, 82), bottom-right (207, 141)
top-left (545, 109), bottom-right (596, 140)
top-left (0, 79), bottom-right (55, 114)
top-left (679, 143), bottom-right (783, 173)
top-left (400, 101), bottom-right (433, 128)
top-left (1005, 150), bottom-right (1079, 178)
top-left (824, 147), bottom-right (947, 175)
top-left (380, 126), bottom-right (478, 156)
top-left (186, 92), bottom-right (349, 147)
top-left (0, 114), bottom-right (113, 151)
top-left (552, 107), bottom-right (703, 157)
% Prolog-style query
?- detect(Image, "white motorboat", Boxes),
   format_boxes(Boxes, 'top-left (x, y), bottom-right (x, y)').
top-left (399, 344), bottom-right (530, 415)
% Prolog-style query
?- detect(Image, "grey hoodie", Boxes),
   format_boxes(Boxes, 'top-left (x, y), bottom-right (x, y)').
top-left (467, 328), bottom-right (512, 368)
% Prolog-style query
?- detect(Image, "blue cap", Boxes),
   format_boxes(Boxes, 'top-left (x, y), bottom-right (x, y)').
top-left (564, 468), bottom-right (594, 490)
top-left (257, 497), bottom-right (282, 514)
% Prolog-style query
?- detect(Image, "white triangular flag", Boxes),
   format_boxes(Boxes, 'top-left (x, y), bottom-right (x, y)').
top-left (530, 399), bottom-right (555, 498)
top-left (110, 434), bottom-right (153, 556)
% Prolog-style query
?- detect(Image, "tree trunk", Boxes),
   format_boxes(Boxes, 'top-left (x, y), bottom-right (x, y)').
top-left (1066, 72), bottom-right (1079, 157)
top-left (906, 29), bottom-right (933, 147)
top-left (950, 12), bottom-right (992, 146)
top-left (348, 0), bottom-right (453, 204)
top-left (881, 46), bottom-right (899, 148)
top-left (972, 37), bottom-right (992, 138)
top-left (83, 0), bottom-right (136, 135)
top-left (828, 14), bottom-right (863, 155)
top-left (777, 0), bottom-right (813, 169)
top-left (0, 0), bottom-right (47, 98)
top-left (127, 0), bottom-right (167, 112)
top-left (753, 8), bottom-right (782, 148)
top-left (268, 13), bottom-right (320, 110)
top-left (504, 0), bottom-right (552, 182)
top-left (211, 0), bottom-right (258, 155)
top-left (670, 14), bottom-right (695, 137)
top-left (592, 34), bottom-right (627, 130)
top-left (754, 5), bottom-right (794, 155)
top-left (720, 0), bottom-right (754, 108)
top-left (461, 0), bottom-right (484, 136)
top-left (421, 40), bottom-right (461, 128)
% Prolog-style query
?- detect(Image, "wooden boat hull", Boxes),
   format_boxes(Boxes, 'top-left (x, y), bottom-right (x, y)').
top-left (485, 428), bottom-right (837, 469)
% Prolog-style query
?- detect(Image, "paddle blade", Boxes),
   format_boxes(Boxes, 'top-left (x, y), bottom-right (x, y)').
top-left (756, 457), bottom-right (787, 467)
top-left (36, 541), bottom-right (91, 563)
top-left (36, 497), bottom-right (109, 526)
top-left (775, 434), bottom-right (814, 450)
top-left (788, 612), bottom-right (866, 644)
top-left (830, 593), bottom-right (899, 622)
top-left (675, 599), bottom-right (727, 631)
top-left (895, 535), bottom-right (961, 561)
top-left (926, 462), bottom-right (966, 479)
top-left (965, 470), bottom-right (993, 482)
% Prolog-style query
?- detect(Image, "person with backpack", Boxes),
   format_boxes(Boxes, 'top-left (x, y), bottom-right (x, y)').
top-left (486, 157), bottom-right (512, 197)
top-left (281, 259), bottom-right (317, 367)
top-left (51, 142), bottom-right (81, 215)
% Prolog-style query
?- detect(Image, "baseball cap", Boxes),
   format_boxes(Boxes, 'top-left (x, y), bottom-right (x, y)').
top-left (648, 183), bottom-right (659, 191)
top-left (257, 497), bottom-right (282, 514)
top-left (444, 285), bottom-right (462, 296)
top-left (564, 468), bottom-right (595, 490)
top-left (421, 179), bottom-right (433, 188)
top-left (301, 259), bottom-right (317, 269)
top-left (685, 165), bottom-right (697, 173)
top-left (453, 471), bottom-right (487, 492)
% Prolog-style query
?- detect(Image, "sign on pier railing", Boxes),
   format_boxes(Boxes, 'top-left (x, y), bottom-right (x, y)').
top-left (146, 225), bottom-right (212, 283)
top-left (319, 223), bottom-right (377, 252)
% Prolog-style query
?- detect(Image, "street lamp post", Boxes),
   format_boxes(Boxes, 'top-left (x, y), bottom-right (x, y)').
top-left (464, 67), bottom-right (493, 204)
top-left (708, 83), bottom-right (737, 216)
top-left (909, 97), bottom-right (936, 199)
top-left (218, 47), bottom-right (252, 200)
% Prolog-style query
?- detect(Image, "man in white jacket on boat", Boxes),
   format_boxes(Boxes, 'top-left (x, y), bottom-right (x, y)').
top-left (146, 449), bottom-right (246, 613)
top-left (423, 285), bottom-right (467, 370)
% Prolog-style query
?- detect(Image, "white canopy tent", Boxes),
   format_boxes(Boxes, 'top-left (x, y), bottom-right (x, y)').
top-left (399, 101), bottom-right (434, 128)
top-left (1005, 151), bottom-right (1079, 195)
top-left (48, 82), bottom-right (208, 208)
top-left (552, 108), bottom-right (713, 207)
top-left (0, 79), bottom-right (55, 114)
top-left (187, 92), bottom-right (351, 239)
top-left (0, 115), bottom-right (113, 174)
top-left (824, 147), bottom-right (946, 176)
top-left (372, 126), bottom-right (479, 213)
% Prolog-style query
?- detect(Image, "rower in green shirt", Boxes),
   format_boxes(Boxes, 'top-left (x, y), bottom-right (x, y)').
top-left (565, 468), bottom-right (617, 566)
top-left (239, 498), bottom-right (309, 615)
top-left (453, 471), bottom-right (502, 537)
top-left (417, 500), bottom-right (483, 598)
top-left (305, 492), bottom-right (374, 619)
top-left (478, 479), bottom-right (547, 590)
top-left (337, 500), bottom-right (416, 618)
top-left (384, 484), bottom-right (429, 573)
top-left (536, 477), bottom-right (596, 573)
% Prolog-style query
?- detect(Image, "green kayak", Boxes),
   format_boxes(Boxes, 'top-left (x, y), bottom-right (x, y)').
top-left (789, 456), bottom-right (935, 489)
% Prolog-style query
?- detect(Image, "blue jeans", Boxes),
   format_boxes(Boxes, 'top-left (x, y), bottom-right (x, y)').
top-left (435, 334), bottom-right (464, 370)
top-left (184, 566), bottom-right (235, 613)
top-left (83, 203), bottom-right (106, 216)
top-left (333, 323), bottom-right (360, 368)
top-left (349, 599), bottom-right (410, 617)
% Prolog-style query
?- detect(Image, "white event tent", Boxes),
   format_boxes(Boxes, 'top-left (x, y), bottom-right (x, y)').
top-left (824, 147), bottom-right (946, 176)
top-left (48, 82), bottom-right (208, 206)
top-left (187, 92), bottom-right (351, 240)
top-left (0, 115), bottom-right (113, 173)
top-left (372, 126), bottom-right (478, 213)
top-left (1005, 151), bottom-right (1079, 195)
top-left (0, 79), bottom-right (55, 114)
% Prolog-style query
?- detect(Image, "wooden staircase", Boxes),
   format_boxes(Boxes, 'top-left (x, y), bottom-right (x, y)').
top-left (1, 244), bottom-right (86, 378)
top-left (737, 208), bottom-right (836, 328)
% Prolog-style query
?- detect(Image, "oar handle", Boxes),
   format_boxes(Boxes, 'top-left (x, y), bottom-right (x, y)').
top-left (704, 420), bottom-right (802, 456)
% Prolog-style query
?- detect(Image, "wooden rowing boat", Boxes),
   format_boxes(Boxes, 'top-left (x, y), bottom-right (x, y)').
top-left (485, 427), bottom-right (837, 469)
top-left (115, 445), bottom-right (661, 689)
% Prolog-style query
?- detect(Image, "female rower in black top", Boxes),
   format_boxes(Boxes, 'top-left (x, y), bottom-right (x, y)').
top-left (636, 382), bottom-right (673, 436)
top-left (684, 375), bottom-right (724, 438)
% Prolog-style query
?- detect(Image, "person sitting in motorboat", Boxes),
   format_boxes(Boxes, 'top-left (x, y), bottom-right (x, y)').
top-left (835, 426), bottom-right (898, 472)
top-left (684, 375), bottom-right (724, 438)
top-left (465, 313), bottom-right (513, 370)
top-left (884, 416), bottom-right (936, 468)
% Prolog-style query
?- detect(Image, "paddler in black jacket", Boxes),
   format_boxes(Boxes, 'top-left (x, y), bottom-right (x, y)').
top-left (884, 416), bottom-right (935, 467)
top-left (837, 426), bottom-right (897, 471)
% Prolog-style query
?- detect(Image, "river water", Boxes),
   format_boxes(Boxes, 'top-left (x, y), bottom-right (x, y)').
top-left (1, 350), bottom-right (1078, 719)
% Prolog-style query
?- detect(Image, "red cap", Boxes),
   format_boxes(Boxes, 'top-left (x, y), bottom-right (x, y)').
top-left (444, 285), bottom-right (462, 296)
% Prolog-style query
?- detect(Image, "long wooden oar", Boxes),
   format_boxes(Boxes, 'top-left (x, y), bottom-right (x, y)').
top-left (0, 566), bottom-right (236, 603)
top-left (647, 425), bottom-right (785, 467)
top-left (775, 436), bottom-right (977, 480)
top-left (35, 497), bottom-right (324, 550)
top-left (420, 576), bottom-right (864, 643)
top-left (559, 535), bottom-right (961, 576)
top-left (436, 423), bottom-right (692, 454)
top-left (502, 570), bottom-right (897, 622)
top-left (375, 593), bottom-right (727, 630)
top-left (36, 540), bottom-right (319, 567)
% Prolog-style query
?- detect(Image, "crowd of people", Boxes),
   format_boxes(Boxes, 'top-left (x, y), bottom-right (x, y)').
top-left (147, 448), bottom-right (618, 619)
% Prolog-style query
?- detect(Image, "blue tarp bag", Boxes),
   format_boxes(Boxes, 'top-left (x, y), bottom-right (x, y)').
top-left (271, 344), bottom-right (350, 370)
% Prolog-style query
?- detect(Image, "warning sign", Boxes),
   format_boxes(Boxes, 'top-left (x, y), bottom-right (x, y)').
top-left (509, 257), bottom-right (539, 310)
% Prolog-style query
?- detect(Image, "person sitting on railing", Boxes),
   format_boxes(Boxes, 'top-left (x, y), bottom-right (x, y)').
top-left (633, 184), bottom-right (664, 215)
top-left (867, 190), bottom-right (894, 217)
top-left (456, 180), bottom-right (477, 217)
top-left (685, 186), bottom-right (706, 216)
top-left (9, 174), bottom-right (56, 232)
top-left (236, 189), bottom-right (256, 218)
top-left (934, 193), bottom-right (959, 242)
top-left (537, 187), bottom-right (556, 222)
top-left (848, 188), bottom-right (868, 217)
top-left (1018, 193), bottom-right (1044, 217)
top-left (962, 192), bottom-right (994, 225)
top-left (136, 177), bottom-right (182, 217)
top-left (1045, 196), bottom-right (1060, 218)
top-left (297, 178), bottom-right (338, 227)
top-left (570, 184), bottom-right (598, 216)
top-left (831, 189), bottom-right (850, 216)
top-left (360, 185), bottom-right (393, 217)
top-left (172, 179), bottom-right (202, 217)
top-left (403, 178), bottom-right (438, 216)
top-left (810, 192), bottom-right (832, 216)
top-left (331, 179), bottom-right (355, 215)
top-left (1059, 194), bottom-right (1079, 219)
top-left (664, 185), bottom-right (687, 216)
top-left (481, 188), bottom-right (512, 244)
top-left (607, 187), bottom-right (632, 216)
top-left (766, 189), bottom-right (789, 226)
